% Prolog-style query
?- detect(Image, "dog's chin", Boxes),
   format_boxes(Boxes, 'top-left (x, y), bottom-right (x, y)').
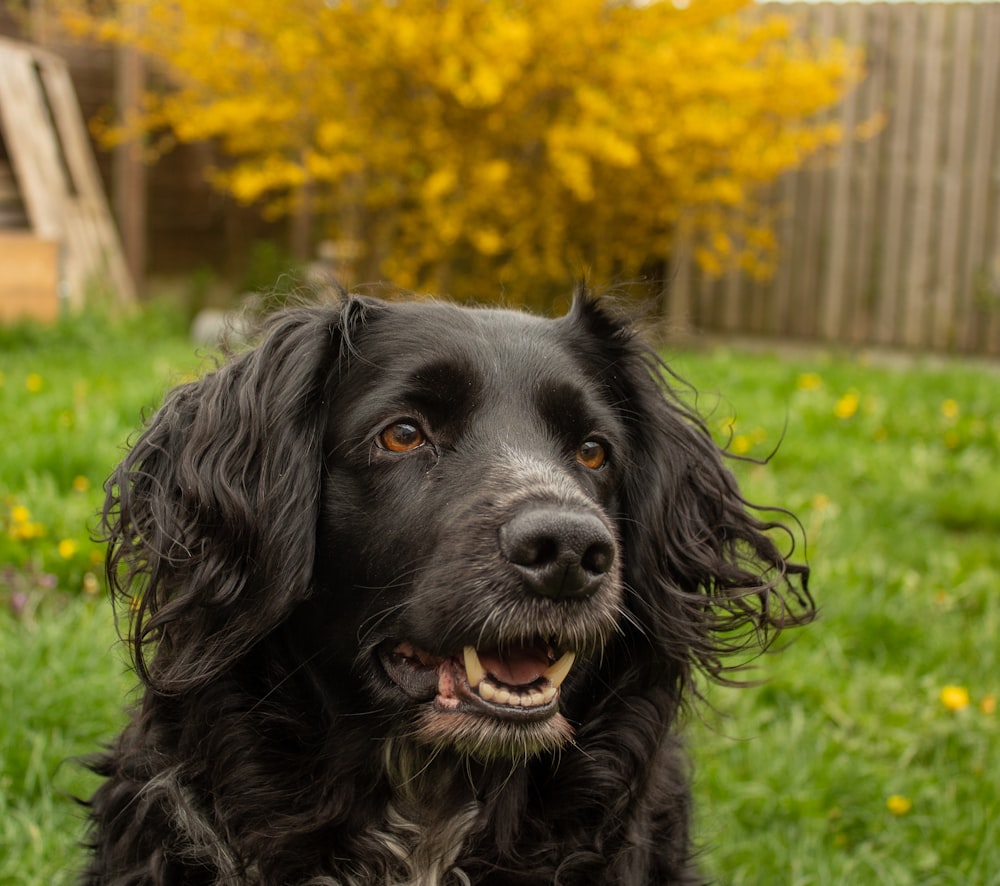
top-left (413, 709), bottom-right (575, 761)
top-left (377, 638), bottom-right (580, 761)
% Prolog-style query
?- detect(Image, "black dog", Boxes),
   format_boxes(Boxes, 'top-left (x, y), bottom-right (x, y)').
top-left (83, 290), bottom-right (811, 884)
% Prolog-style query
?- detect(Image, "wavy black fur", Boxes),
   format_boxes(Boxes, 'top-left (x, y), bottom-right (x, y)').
top-left (82, 289), bottom-right (812, 885)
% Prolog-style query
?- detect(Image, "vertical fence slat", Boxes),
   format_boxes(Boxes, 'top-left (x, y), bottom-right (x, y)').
top-left (959, 3), bottom-right (1000, 352)
top-left (903, 4), bottom-right (946, 348)
top-left (876, 3), bottom-right (919, 346)
top-left (848, 3), bottom-right (890, 345)
top-left (932, 5), bottom-right (974, 350)
top-left (822, 2), bottom-right (864, 343)
top-left (771, 172), bottom-right (798, 336)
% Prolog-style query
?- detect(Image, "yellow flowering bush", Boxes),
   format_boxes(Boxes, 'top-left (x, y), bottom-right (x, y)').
top-left (61, 0), bottom-right (862, 301)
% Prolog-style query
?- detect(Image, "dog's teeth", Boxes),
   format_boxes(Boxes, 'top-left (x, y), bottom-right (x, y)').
top-left (540, 685), bottom-right (557, 705)
top-left (478, 679), bottom-right (497, 701)
top-left (463, 646), bottom-right (485, 689)
top-left (542, 651), bottom-right (575, 688)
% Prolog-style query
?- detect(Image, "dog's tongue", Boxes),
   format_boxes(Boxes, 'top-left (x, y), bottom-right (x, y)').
top-left (478, 643), bottom-right (550, 687)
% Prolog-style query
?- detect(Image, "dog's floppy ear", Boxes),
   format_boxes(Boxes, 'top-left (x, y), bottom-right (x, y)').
top-left (568, 291), bottom-right (813, 688)
top-left (103, 297), bottom-right (373, 693)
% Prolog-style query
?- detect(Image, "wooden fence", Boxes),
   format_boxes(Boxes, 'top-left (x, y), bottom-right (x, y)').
top-left (665, 2), bottom-right (1000, 356)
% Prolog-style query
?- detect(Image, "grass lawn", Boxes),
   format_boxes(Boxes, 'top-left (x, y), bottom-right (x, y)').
top-left (1, 304), bottom-right (997, 884)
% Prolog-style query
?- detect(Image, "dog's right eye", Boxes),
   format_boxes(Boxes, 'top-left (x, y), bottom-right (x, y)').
top-left (377, 422), bottom-right (426, 453)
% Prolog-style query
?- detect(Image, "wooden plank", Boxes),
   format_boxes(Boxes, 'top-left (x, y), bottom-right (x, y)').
top-left (770, 170), bottom-right (798, 336)
top-left (821, 2), bottom-right (863, 343)
top-left (664, 224), bottom-right (694, 340)
top-left (0, 46), bottom-right (68, 242)
top-left (796, 2), bottom-right (836, 340)
top-left (37, 56), bottom-right (135, 304)
top-left (0, 233), bottom-right (60, 322)
top-left (848, 3), bottom-right (891, 344)
top-left (959, 4), bottom-right (1000, 352)
top-left (903, 3), bottom-right (945, 349)
top-left (876, 3), bottom-right (920, 346)
top-left (931, 4), bottom-right (974, 350)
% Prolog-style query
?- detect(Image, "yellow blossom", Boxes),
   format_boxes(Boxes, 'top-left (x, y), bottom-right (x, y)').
top-left (940, 399), bottom-right (960, 420)
top-left (731, 435), bottom-right (751, 455)
top-left (886, 795), bottom-right (912, 816)
top-left (11, 504), bottom-right (31, 525)
top-left (940, 685), bottom-right (970, 712)
top-left (834, 392), bottom-right (859, 420)
top-left (82, 572), bottom-right (100, 595)
top-left (25, 373), bottom-right (44, 393)
top-left (58, 538), bottom-right (79, 559)
top-left (812, 493), bottom-right (831, 511)
top-left (796, 372), bottom-right (823, 391)
top-left (72, 475), bottom-right (92, 493)
top-left (981, 695), bottom-right (996, 715)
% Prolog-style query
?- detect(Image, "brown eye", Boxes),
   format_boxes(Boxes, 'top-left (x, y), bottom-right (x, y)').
top-left (378, 422), bottom-right (425, 453)
top-left (576, 440), bottom-right (607, 470)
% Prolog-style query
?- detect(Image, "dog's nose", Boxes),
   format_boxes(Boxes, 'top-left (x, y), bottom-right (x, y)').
top-left (499, 507), bottom-right (615, 600)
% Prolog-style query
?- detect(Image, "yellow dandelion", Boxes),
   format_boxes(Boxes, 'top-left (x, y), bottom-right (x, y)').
top-left (72, 475), bottom-right (91, 493)
top-left (58, 538), bottom-right (79, 559)
top-left (812, 493), bottom-right (831, 511)
top-left (12, 521), bottom-right (45, 541)
top-left (11, 504), bottom-right (31, 525)
top-left (834, 392), bottom-right (859, 420)
top-left (940, 399), bottom-right (960, 420)
top-left (981, 695), bottom-right (996, 715)
top-left (940, 685), bottom-right (970, 712)
top-left (25, 373), bottom-right (44, 393)
top-left (886, 795), bottom-right (912, 816)
top-left (731, 435), bottom-right (751, 455)
top-left (796, 372), bottom-right (823, 391)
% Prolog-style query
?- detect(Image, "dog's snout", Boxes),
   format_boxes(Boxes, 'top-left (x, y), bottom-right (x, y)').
top-left (499, 507), bottom-right (615, 600)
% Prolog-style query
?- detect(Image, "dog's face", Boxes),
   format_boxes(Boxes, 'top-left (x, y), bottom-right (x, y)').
top-left (316, 301), bottom-right (627, 759)
top-left (106, 291), bottom-right (811, 775)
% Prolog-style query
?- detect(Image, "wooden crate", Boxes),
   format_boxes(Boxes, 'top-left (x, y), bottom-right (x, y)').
top-left (0, 232), bottom-right (60, 322)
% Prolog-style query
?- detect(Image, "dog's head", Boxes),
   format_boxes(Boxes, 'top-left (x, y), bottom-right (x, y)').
top-left (104, 290), bottom-right (811, 761)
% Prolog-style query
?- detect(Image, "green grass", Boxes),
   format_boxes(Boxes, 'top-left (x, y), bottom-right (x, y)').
top-left (1, 309), bottom-right (998, 884)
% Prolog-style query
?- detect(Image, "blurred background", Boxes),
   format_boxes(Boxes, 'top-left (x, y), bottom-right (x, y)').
top-left (1, 0), bottom-right (998, 354)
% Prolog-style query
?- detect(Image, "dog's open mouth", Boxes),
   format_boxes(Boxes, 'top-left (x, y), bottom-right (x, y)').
top-left (379, 638), bottom-right (575, 721)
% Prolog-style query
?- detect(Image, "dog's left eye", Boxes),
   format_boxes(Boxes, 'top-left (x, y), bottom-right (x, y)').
top-left (378, 422), bottom-right (426, 453)
top-left (576, 440), bottom-right (607, 470)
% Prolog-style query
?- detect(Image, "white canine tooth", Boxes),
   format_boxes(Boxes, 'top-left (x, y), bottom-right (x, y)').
top-left (478, 679), bottom-right (497, 701)
top-left (463, 646), bottom-right (485, 689)
top-left (543, 651), bottom-right (576, 688)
